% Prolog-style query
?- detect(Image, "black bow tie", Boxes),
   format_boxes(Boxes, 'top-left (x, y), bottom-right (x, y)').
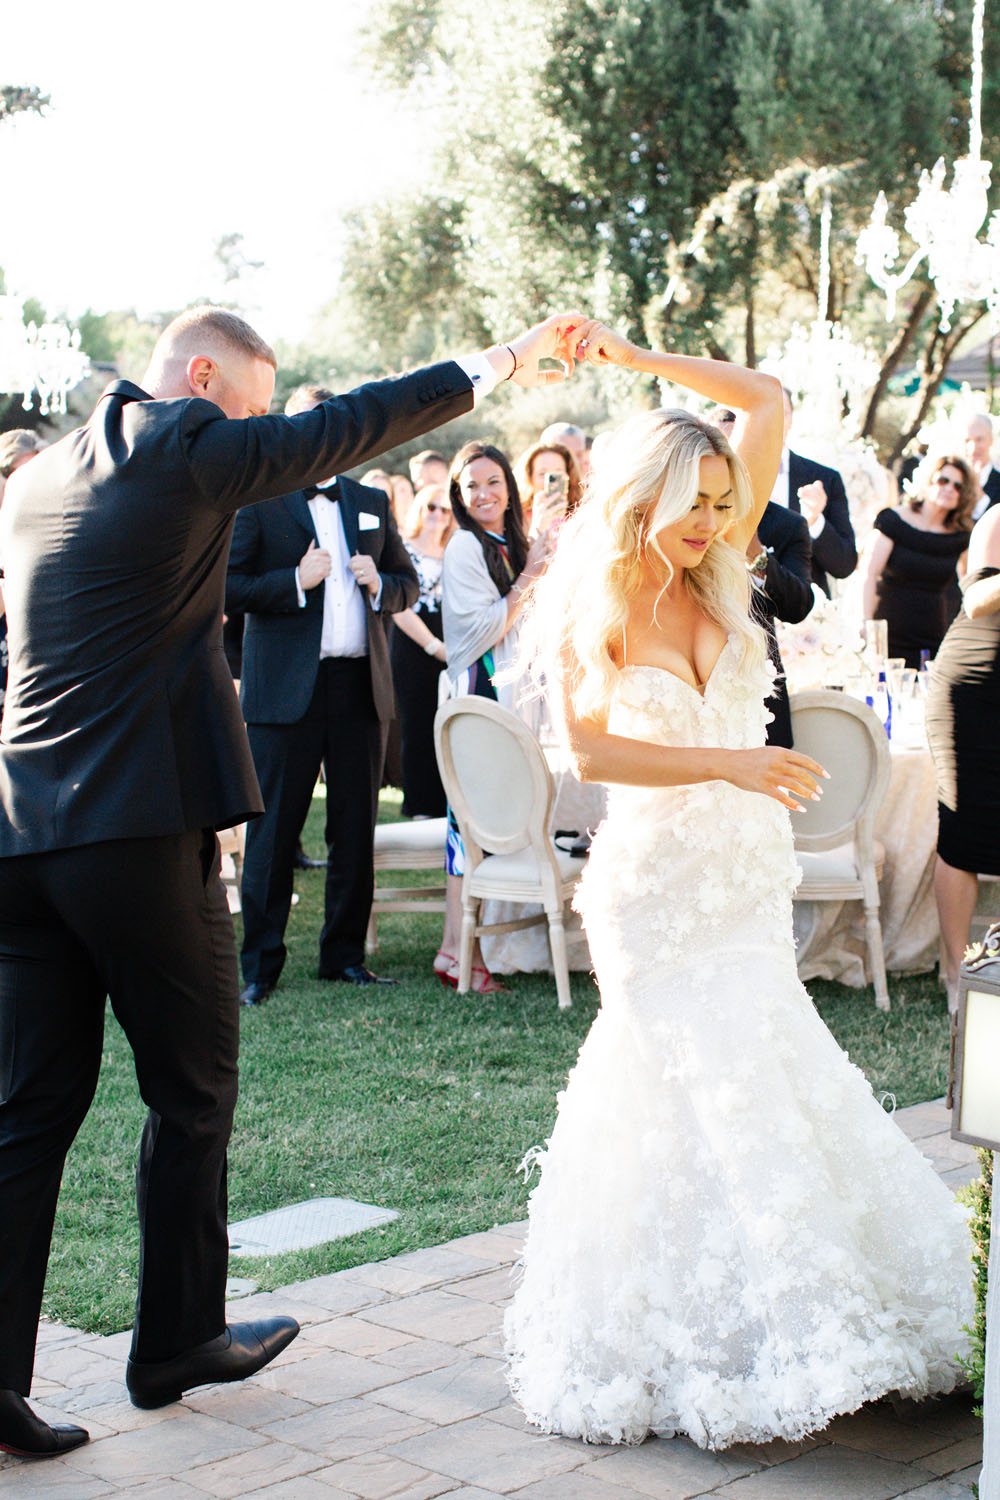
top-left (304, 483), bottom-right (337, 501)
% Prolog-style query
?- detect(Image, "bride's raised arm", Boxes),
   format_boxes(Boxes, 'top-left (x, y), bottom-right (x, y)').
top-left (574, 324), bottom-right (783, 546)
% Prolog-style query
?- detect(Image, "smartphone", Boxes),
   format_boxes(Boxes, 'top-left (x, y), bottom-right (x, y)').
top-left (543, 471), bottom-right (569, 503)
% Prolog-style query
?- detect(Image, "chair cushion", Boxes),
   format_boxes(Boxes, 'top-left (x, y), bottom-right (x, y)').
top-left (469, 842), bottom-right (586, 894)
top-left (795, 839), bottom-right (886, 883)
top-left (373, 818), bottom-right (448, 859)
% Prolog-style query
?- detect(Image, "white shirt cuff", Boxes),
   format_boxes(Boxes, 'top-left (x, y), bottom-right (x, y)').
top-left (808, 515), bottom-right (826, 541)
top-left (294, 567), bottom-right (306, 607)
top-left (455, 352), bottom-right (499, 407)
top-left (370, 581), bottom-right (383, 612)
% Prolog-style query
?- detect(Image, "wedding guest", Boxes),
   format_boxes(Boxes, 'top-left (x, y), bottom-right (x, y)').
top-left (775, 387), bottom-right (856, 595)
top-left (389, 472), bottom-right (415, 525)
top-left (0, 429), bottom-right (44, 504)
top-left (389, 485), bottom-right (455, 817)
top-left (963, 413), bottom-right (1000, 519)
top-left (505, 320), bottom-right (972, 1451)
top-left (517, 439), bottom-right (583, 533)
top-left (859, 455), bottom-right (975, 667)
top-left (539, 420), bottom-right (589, 481)
top-left (926, 502), bottom-right (1000, 1009)
top-left (436, 441), bottom-right (559, 992)
top-left (0, 300), bottom-right (589, 1457)
top-left (708, 407), bottom-right (813, 747)
top-left (360, 467), bottom-right (395, 499)
top-left (409, 449), bottom-right (450, 492)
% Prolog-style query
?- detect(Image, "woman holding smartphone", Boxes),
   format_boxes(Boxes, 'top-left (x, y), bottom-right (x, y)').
top-left (517, 440), bottom-right (583, 535)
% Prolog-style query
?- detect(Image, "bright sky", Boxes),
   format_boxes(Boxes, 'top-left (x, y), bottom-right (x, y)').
top-left (1, 0), bottom-right (432, 343)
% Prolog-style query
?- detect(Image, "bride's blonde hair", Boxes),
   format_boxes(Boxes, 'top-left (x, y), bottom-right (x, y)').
top-left (520, 407), bottom-right (767, 721)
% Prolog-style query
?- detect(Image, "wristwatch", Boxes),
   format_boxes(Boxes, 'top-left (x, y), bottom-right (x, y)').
top-left (747, 548), bottom-right (771, 581)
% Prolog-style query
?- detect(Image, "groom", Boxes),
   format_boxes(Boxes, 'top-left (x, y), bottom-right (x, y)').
top-left (0, 303), bottom-right (587, 1458)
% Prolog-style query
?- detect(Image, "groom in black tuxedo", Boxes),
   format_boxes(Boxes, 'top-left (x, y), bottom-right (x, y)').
top-left (227, 388), bottom-right (419, 998)
top-left (0, 303), bottom-right (585, 1457)
top-left (774, 388), bottom-right (856, 595)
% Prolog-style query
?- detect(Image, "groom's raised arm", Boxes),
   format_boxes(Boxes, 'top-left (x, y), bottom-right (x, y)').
top-left (188, 312), bottom-right (588, 513)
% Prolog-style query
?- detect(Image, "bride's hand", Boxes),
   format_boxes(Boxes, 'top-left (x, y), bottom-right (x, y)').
top-left (725, 747), bottom-right (828, 813)
top-left (571, 320), bottom-right (641, 369)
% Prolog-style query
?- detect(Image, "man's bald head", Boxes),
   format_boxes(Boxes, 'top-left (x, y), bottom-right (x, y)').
top-left (143, 305), bottom-right (277, 420)
top-left (965, 413), bottom-right (994, 470)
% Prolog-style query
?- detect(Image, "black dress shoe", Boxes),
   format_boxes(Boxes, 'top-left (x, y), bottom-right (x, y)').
top-left (293, 846), bottom-right (326, 870)
top-left (318, 964), bottom-right (398, 986)
top-left (126, 1316), bottom-right (299, 1409)
top-left (240, 980), bottom-right (273, 1006)
top-left (0, 1388), bottom-right (89, 1458)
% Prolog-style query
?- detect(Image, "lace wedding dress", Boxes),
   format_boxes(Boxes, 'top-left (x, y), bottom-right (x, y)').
top-left (505, 639), bottom-right (972, 1450)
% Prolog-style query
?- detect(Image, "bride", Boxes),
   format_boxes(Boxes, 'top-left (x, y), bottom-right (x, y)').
top-left (504, 325), bottom-right (972, 1450)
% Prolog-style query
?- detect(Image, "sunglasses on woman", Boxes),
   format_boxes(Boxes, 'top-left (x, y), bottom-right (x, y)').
top-left (426, 503), bottom-right (451, 513)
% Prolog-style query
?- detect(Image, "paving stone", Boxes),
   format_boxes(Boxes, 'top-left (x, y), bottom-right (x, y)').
top-left (318, 1451), bottom-right (457, 1500)
top-left (443, 1230), bottom-right (525, 1264)
top-left (362, 1289), bottom-right (501, 1345)
top-left (57, 1377), bottom-right (131, 1412)
top-left (386, 1414), bottom-right (588, 1490)
top-left (127, 1482), bottom-right (212, 1498)
top-left (274, 1272), bottom-right (391, 1315)
top-left (369, 1339), bottom-right (465, 1377)
top-left (252, 1348), bottom-right (405, 1404)
top-left (919, 1435), bottom-right (985, 1475)
top-left (63, 1410), bottom-right (266, 1483)
top-left (221, 1290), bottom-right (333, 1328)
top-left (822, 1403), bottom-right (968, 1462)
top-left (260, 1396), bottom-right (434, 1461)
top-left (898, 1480), bottom-right (980, 1498)
top-left (703, 1444), bottom-right (936, 1498)
top-left (584, 1435), bottom-right (760, 1497)
top-left (390, 1247), bottom-right (502, 1281)
top-left (235, 1478), bottom-right (354, 1499)
top-left (515, 1471), bottom-right (671, 1500)
top-left (300, 1317), bottom-right (417, 1358)
top-left (445, 1267), bottom-right (516, 1303)
top-left (375, 1356), bottom-right (508, 1424)
top-left (183, 1437), bottom-right (327, 1496)
top-left (939, 1164), bottom-right (982, 1190)
top-left (183, 1383), bottom-right (312, 1427)
top-left (887, 1393), bottom-right (984, 1440)
top-left (80, 1329), bottom-right (134, 1361)
top-left (35, 1319), bottom-right (90, 1348)
top-left (0, 1463), bottom-right (116, 1497)
top-left (34, 1344), bottom-right (122, 1388)
top-left (727, 1434), bottom-right (826, 1467)
top-left (342, 1263), bottom-right (453, 1297)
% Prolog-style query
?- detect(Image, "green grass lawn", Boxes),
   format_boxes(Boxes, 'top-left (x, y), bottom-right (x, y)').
top-left (45, 793), bottom-right (954, 1335)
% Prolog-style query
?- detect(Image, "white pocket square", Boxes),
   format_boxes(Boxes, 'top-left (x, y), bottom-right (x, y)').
top-left (358, 512), bottom-right (380, 531)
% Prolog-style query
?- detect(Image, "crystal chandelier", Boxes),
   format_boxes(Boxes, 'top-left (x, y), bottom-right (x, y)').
top-left (856, 0), bottom-right (1000, 333)
top-left (0, 294), bottom-right (90, 416)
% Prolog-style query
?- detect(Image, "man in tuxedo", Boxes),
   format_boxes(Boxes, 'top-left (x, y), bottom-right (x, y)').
top-left (771, 388), bottom-right (856, 595)
top-left (0, 303), bottom-right (585, 1457)
top-left (964, 413), bottom-right (1000, 519)
top-left (227, 387), bottom-right (418, 1001)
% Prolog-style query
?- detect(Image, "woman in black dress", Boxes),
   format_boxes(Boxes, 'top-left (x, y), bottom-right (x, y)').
top-left (859, 456), bottom-right (976, 667)
top-left (926, 504), bottom-right (1000, 1009)
top-left (389, 485), bottom-right (454, 817)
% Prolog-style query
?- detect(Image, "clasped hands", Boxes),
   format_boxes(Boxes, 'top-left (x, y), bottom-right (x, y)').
top-left (501, 314), bottom-right (639, 388)
top-left (299, 539), bottom-right (380, 596)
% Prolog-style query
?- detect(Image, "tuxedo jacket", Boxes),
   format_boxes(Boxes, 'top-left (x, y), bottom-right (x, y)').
top-left (225, 477), bottom-right (418, 726)
top-left (755, 502), bottom-right (814, 627)
top-left (983, 466), bottom-right (1000, 510)
top-left (0, 366), bottom-right (473, 855)
top-left (787, 451), bottom-right (857, 594)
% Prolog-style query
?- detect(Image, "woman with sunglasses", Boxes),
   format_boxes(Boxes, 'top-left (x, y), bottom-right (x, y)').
top-left (859, 455), bottom-right (976, 667)
top-left (389, 485), bottom-right (456, 817)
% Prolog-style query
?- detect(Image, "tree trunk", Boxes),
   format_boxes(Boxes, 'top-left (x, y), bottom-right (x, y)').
top-left (889, 308), bottom-right (987, 468)
top-left (859, 286), bottom-right (934, 446)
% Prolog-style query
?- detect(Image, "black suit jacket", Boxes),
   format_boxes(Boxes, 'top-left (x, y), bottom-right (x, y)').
top-left (225, 477), bottom-right (418, 725)
top-left (752, 504), bottom-right (814, 747)
top-left (787, 451), bottom-right (857, 594)
top-left (0, 365), bottom-right (472, 855)
top-left (982, 466), bottom-right (1000, 511)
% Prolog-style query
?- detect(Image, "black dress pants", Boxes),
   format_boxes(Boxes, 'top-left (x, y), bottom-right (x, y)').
top-left (0, 829), bottom-right (239, 1394)
top-left (241, 657), bottom-right (385, 984)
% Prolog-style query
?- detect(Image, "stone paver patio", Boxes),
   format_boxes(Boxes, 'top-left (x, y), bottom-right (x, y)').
top-left (2, 1099), bottom-right (983, 1498)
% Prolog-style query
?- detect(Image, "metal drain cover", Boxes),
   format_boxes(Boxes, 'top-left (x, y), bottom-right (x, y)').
top-left (229, 1197), bottom-right (399, 1256)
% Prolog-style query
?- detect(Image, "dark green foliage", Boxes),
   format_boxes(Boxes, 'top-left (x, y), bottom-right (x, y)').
top-left (957, 1148), bottom-right (992, 1411)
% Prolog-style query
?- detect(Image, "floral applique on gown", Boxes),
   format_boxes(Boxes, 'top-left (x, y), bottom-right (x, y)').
top-left (504, 639), bottom-right (972, 1450)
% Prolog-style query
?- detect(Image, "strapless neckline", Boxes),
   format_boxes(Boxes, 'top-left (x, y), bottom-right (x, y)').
top-left (620, 636), bottom-right (734, 700)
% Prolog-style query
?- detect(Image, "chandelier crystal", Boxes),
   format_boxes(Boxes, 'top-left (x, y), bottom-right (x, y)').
top-left (0, 294), bottom-right (90, 416)
top-left (857, 0), bottom-right (1000, 332)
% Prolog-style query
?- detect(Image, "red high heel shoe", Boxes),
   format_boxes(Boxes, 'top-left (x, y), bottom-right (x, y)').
top-left (468, 964), bottom-right (508, 995)
top-left (433, 951), bottom-right (459, 988)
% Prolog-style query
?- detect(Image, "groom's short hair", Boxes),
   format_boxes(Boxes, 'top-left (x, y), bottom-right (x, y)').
top-left (152, 306), bottom-right (277, 370)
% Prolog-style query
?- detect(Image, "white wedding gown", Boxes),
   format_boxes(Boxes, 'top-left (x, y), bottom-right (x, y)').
top-left (505, 640), bottom-right (972, 1450)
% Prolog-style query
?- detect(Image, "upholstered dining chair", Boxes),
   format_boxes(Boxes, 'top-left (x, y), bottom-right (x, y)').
top-left (434, 697), bottom-right (586, 1009)
top-left (365, 817), bottom-right (449, 952)
top-left (788, 690), bottom-right (893, 1011)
